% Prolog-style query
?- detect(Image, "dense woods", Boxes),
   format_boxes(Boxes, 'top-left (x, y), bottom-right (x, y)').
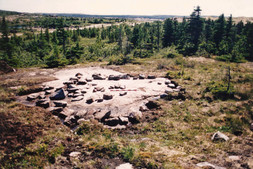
top-left (0, 6), bottom-right (252, 68)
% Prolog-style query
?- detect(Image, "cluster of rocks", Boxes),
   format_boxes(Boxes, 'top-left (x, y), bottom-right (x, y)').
top-left (25, 72), bottom-right (184, 129)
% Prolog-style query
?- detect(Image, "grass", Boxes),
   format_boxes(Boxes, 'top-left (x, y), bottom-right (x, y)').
top-left (0, 56), bottom-right (252, 168)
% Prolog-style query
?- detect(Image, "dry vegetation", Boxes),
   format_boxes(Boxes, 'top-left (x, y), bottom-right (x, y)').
top-left (0, 56), bottom-right (252, 168)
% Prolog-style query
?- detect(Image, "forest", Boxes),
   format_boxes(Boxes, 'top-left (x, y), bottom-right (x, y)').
top-left (0, 6), bottom-right (253, 68)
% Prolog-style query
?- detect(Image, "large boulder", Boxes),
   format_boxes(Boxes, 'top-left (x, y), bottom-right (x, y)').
top-left (50, 89), bottom-right (65, 100)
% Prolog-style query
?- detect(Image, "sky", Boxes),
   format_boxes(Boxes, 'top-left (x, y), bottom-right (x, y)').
top-left (0, 0), bottom-right (253, 17)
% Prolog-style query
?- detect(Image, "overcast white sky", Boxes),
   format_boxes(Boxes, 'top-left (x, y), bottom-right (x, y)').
top-left (0, 0), bottom-right (252, 17)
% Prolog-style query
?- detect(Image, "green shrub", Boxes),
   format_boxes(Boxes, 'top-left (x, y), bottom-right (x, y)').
top-left (121, 146), bottom-right (135, 161)
top-left (205, 81), bottom-right (234, 100)
top-left (224, 116), bottom-right (244, 136)
top-left (108, 55), bottom-right (134, 65)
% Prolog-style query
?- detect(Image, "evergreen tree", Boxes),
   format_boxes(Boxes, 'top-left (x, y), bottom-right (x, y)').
top-left (188, 6), bottom-right (203, 52)
top-left (162, 18), bottom-right (175, 47)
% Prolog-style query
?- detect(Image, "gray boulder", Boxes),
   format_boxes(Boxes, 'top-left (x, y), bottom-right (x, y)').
top-left (50, 89), bottom-right (65, 100)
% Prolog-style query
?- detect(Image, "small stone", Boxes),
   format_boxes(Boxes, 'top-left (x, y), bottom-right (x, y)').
top-left (45, 90), bottom-right (52, 95)
top-left (48, 107), bottom-right (63, 115)
top-left (228, 156), bottom-right (241, 161)
top-left (250, 123), bottom-right (253, 131)
top-left (77, 118), bottom-right (87, 124)
top-left (119, 92), bottom-right (127, 96)
top-left (43, 86), bottom-right (54, 91)
top-left (92, 73), bottom-right (105, 80)
top-left (75, 73), bottom-right (83, 77)
top-left (86, 97), bottom-right (94, 104)
top-left (108, 75), bottom-right (121, 81)
top-left (133, 77), bottom-right (138, 80)
top-left (71, 96), bottom-right (83, 102)
top-left (58, 108), bottom-right (75, 119)
top-left (176, 86), bottom-right (182, 89)
top-left (157, 82), bottom-right (162, 85)
top-left (69, 152), bottom-right (81, 158)
top-left (119, 116), bottom-right (129, 125)
top-left (104, 117), bottom-right (120, 126)
top-left (85, 78), bottom-right (92, 82)
top-left (96, 98), bottom-right (104, 103)
top-left (173, 88), bottom-right (180, 92)
top-left (160, 93), bottom-right (168, 98)
top-left (116, 163), bottom-right (133, 169)
top-left (94, 110), bottom-right (111, 121)
top-left (75, 110), bottom-right (87, 119)
top-left (69, 77), bottom-right (79, 81)
top-left (139, 74), bottom-right (145, 79)
top-left (196, 162), bottom-right (226, 169)
top-left (54, 101), bottom-right (67, 108)
top-left (165, 80), bottom-right (171, 84)
top-left (67, 88), bottom-right (79, 93)
top-left (38, 94), bottom-right (46, 99)
top-left (165, 88), bottom-right (174, 93)
top-left (103, 94), bottom-right (113, 100)
top-left (81, 90), bottom-right (87, 94)
top-left (147, 75), bottom-right (156, 79)
top-left (77, 80), bottom-right (87, 85)
top-left (120, 74), bottom-right (130, 79)
top-left (63, 81), bottom-right (74, 85)
top-left (168, 83), bottom-right (176, 88)
top-left (36, 99), bottom-right (50, 108)
top-left (27, 94), bottom-right (39, 101)
top-left (211, 131), bottom-right (229, 141)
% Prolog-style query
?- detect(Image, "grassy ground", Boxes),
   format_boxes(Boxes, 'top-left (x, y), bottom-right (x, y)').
top-left (0, 56), bottom-right (252, 168)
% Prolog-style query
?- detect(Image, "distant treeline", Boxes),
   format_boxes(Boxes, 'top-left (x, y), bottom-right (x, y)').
top-left (0, 6), bottom-right (252, 68)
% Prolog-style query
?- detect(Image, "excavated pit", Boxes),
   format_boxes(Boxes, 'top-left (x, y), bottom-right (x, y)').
top-left (18, 67), bottom-right (184, 129)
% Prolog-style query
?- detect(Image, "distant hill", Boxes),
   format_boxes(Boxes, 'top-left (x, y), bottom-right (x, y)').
top-left (0, 9), bottom-right (20, 16)
top-left (42, 13), bottom-right (183, 20)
